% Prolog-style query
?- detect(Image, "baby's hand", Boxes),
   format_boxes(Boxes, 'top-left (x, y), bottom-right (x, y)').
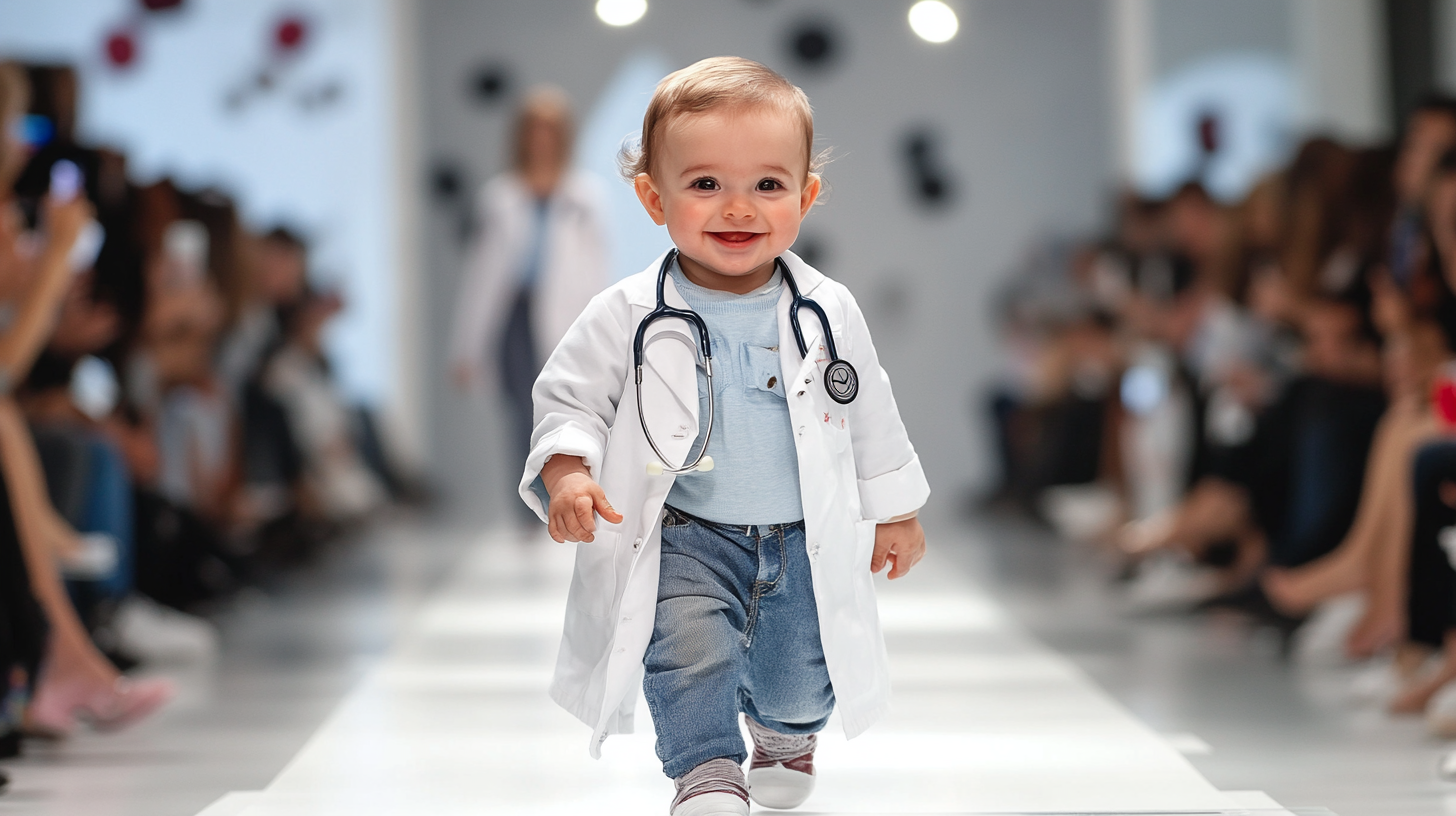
top-left (541, 455), bottom-right (623, 543)
top-left (871, 517), bottom-right (925, 579)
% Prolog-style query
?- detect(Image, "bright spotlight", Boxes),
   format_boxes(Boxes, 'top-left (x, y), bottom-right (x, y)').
top-left (596, 0), bottom-right (646, 27)
top-left (909, 0), bottom-right (959, 43)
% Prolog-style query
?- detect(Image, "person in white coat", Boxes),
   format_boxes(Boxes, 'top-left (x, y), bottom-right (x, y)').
top-left (451, 87), bottom-right (610, 522)
top-left (521, 59), bottom-right (928, 816)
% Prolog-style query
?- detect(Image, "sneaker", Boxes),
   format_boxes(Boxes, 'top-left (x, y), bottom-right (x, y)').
top-left (745, 718), bottom-right (816, 810)
top-left (671, 792), bottom-right (748, 816)
top-left (671, 758), bottom-right (748, 816)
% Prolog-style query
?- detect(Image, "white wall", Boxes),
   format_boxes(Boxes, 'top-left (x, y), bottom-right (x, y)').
top-left (420, 0), bottom-right (1117, 521)
top-left (0, 0), bottom-right (424, 459)
top-left (1292, 0), bottom-right (1389, 145)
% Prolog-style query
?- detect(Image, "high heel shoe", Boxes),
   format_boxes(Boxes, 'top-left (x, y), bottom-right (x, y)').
top-left (27, 676), bottom-right (174, 736)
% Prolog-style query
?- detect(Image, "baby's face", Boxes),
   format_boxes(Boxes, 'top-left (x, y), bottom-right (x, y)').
top-left (636, 105), bottom-right (819, 291)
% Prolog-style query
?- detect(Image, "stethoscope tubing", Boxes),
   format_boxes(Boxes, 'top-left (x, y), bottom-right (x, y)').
top-left (635, 249), bottom-right (857, 476)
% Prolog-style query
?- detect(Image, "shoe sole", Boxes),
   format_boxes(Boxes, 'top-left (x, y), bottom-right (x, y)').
top-left (747, 765), bottom-right (815, 809)
top-left (672, 791), bottom-right (749, 816)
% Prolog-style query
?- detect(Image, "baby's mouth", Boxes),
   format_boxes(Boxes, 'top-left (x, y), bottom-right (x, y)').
top-left (710, 231), bottom-right (763, 246)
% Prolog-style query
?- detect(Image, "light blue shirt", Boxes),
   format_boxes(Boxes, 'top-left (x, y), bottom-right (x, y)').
top-left (517, 197), bottom-right (550, 286)
top-left (665, 261), bottom-right (803, 525)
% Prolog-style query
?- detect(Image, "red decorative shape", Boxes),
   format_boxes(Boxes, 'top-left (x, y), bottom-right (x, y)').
top-left (105, 30), bottom-right (137, 68)
top-left (275, 16), bottom-right (308, 53)
top-left (1434, 377), bottom-right (1456, 426)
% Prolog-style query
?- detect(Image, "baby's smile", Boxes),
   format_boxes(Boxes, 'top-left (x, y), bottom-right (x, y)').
top-left (710, 231), bottom-right (763, 247)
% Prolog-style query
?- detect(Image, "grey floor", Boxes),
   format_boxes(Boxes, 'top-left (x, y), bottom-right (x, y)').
top-left (960, 514), bottom-right (1453, 816)
top-left (0, 510), bottom-right (1447, 815)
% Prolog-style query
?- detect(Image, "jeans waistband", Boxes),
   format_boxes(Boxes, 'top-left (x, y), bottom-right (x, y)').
top-left (663, 505), bottom-right (805, 537)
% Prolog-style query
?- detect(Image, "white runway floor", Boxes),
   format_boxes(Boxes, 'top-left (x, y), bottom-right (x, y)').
top-left (185, 529), bottom-right (1313, 816)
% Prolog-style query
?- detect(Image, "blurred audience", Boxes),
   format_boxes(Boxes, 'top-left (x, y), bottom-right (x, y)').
top-left (986, 93), bottom-right (1456, 736)
top-left (0, 61), bottom-right (420, 764)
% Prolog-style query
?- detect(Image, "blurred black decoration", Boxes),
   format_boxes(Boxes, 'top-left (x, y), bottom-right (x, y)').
top-left (792, 234), bottom-right (826, 269)
top-left (429, 160), bottom-right (477, 246)
top-left (430, 163), bottom-right (465, 202)
top-left (138, 0), bottom-right (185, 11)
top-left (787, 20), bottom-right (839, 69)
top-left (902, 128), bottom-right (956, 208)
top-left (1190, 109), bottom-right (1222, 187)
top-left (470, 63), bottom-right (512, 106)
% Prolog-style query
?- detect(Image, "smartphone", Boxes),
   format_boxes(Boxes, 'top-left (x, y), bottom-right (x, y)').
top-left (70, 355), bottom-right (120, 421)
top-left (68, 220), bottom-right (105, 274)
top-left (16, 114), bottom-right (54, 150)
top-left (49, 159), bottom-right (82, 202)
top-left (163, 220), bottom-right (209, 286)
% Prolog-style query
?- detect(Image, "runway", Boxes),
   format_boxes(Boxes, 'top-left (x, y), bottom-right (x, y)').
top-left (187, 525), bottom-right (1308, 816)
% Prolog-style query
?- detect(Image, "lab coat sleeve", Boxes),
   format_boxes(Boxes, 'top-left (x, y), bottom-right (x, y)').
top-left (449, 187), bottom-right (505, 371)
top-left (841, 289), bottom-right (931, 521)
top-left (518, 289), bottom-right (632, 519)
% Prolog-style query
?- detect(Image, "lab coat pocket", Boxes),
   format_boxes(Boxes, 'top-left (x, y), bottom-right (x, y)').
top-left (568, 531), bottom-right (621, 619)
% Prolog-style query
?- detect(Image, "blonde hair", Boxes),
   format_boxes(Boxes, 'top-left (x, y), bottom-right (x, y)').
top-left (511, 85), bottom-right (574, 174)
top-left (618, 56), bottom-right (825, 183)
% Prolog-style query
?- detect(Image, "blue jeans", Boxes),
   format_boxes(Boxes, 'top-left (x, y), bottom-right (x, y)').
top-left (643, 506), bottom-right (835, 779)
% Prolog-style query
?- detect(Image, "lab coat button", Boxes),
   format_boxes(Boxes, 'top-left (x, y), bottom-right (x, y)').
top-left (633, 537), bottom-right (642, 550)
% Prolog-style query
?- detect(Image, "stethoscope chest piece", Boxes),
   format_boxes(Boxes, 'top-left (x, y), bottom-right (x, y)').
top-left (824, 359), bottom-right (859, 404)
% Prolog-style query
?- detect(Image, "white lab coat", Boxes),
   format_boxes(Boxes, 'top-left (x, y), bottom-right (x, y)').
top-left (450, 172), bottom-right (611, 380)
top-left (519, 250), bottom-right (930, 757)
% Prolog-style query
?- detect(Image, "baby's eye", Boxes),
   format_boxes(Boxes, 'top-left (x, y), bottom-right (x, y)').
top-left (757, 178), bottom-right (783, 191)
top-left (691, 178), bottom-right (718, 191)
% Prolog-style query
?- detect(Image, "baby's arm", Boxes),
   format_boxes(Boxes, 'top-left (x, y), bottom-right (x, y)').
top-left (540, 454), bottom-right (622, 543)
top-left (837, 289), bottom-right (931, 578)
top-left (520, 291), bottom-right (632, 522)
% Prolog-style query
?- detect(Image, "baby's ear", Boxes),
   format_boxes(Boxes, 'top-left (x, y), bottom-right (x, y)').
top-left (800, 173), bottom-right (823, 215)
top-left (633, 174), bottom-right (667, 226)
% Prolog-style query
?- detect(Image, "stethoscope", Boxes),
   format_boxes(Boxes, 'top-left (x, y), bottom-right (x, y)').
top-left (635, 249), bottom-right (859, 475)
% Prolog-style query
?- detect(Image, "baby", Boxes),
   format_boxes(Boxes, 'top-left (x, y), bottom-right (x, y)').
top-left (523, 56), bottom-right (929, 816)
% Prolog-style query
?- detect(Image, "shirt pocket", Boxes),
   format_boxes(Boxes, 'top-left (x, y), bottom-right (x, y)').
top-left (743, 344), bottom-right (787, 399)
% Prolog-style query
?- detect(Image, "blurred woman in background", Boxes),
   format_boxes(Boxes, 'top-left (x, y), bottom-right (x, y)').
top-left (450, 87), bottom-right (609, 528)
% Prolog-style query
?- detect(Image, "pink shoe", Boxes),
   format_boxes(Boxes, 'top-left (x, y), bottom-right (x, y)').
top-left (29, 676), bottom-right (174, 735)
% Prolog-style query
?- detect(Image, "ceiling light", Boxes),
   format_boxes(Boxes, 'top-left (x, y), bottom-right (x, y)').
top-left (596, 0), bottom-right (647, 27)
top-left (909, 0), bottom-right (958, 43)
